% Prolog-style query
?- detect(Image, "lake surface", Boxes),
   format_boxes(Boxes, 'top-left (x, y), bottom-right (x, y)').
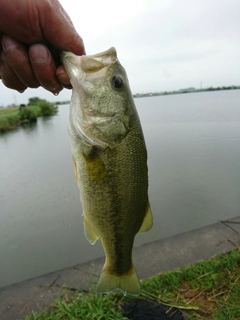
top-left (1, 90), bottom-right (240, 288)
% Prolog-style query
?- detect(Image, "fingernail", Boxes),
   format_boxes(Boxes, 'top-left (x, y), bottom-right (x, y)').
top-left (56, 66), bottom-right (71, 85)
top-left (58, 73), bottom-right (71, 85)
top-left (29, 45), bottom-right (50, 64)
top-left (2, 35), bottom-right (18, 51)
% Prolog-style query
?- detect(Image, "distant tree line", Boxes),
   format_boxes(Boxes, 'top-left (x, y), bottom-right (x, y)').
top-left (133, 85), bottom-right (240, 98)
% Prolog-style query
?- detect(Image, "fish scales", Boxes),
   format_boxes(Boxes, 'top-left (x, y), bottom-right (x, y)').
top-left (62, 47), bottom-right (153, 295)
top-left (74, 120), bottom-right (147, 269)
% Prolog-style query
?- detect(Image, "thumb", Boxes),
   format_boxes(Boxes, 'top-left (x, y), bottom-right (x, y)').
top-left (39, 0), bottom-right (85, 55)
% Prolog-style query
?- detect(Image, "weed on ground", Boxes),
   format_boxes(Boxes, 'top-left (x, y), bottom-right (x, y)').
top-left (25, 249), bottom-right (240, 320)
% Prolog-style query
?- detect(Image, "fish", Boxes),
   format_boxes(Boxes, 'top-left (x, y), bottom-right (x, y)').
top-left (61, 47), bottom-right (153, 295)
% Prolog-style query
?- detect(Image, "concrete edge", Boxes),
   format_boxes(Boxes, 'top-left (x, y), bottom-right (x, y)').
top-left (0, 217), bottom-right (239, 320)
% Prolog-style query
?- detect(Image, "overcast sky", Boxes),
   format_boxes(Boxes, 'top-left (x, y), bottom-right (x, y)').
top-left (1, 0), bottom-right (239, 106)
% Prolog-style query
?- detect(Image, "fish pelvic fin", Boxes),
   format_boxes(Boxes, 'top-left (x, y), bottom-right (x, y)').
top-left (84, 215), bottom-right (99, 244)
top-left (139, 201), bottom-right (153, 233)
top-left (97, 264), bottom-right (141, 295)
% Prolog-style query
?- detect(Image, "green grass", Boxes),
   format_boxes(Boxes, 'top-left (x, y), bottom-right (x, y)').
top-left (25, 249), bottom-right (240, 320)
top-left (142, 248), bottom-right (240, 319)
top-left (25, 292), bottom-right (128, 320)
top-left (0, 107), bottom-right (19, 115)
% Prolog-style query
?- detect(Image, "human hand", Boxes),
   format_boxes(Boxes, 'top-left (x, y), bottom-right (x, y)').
top-left (0, 0), bottom-right (85, 94)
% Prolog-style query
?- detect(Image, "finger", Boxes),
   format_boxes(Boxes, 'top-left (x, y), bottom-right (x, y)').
top-left (1, 35), bottom-right (39, 88)
top-left (0, 50), bottom-right (27, 92)
top-left (56, 65), bottom-right (72, 89)
top-left (29, 44), bottom-right (63, 94)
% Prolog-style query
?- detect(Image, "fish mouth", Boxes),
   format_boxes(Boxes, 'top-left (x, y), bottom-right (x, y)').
top-left (61, 47), bottom-right (118, 78)
top-left (81, 47), bottom-right (117, 73)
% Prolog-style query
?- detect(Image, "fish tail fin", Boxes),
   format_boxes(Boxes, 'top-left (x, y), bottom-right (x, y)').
top-left (96, 264), bottom-right (141, 295)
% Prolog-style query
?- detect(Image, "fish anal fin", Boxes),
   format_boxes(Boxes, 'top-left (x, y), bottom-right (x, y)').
top-left (139, 201), bottom-right (153, 233)
top-left (84, 216), bottom-right (99, 245)
top-left (97, 264), bottom-right (140, 295)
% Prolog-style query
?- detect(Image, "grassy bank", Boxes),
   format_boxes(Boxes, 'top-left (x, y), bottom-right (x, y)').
top-left (0, 99), bottom-right (58, 133)
top-left (25, 249), bottom-right (240, 320)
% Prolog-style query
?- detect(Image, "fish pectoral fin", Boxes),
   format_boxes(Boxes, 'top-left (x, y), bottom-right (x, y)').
top-left (84, 216), bottom-right (99, 245)
top-left (72, 155), bottom-right (79, 186)
top-left (97, 264), bottom-right (140, 295)
top-left (139, 201), bottom-right (153, 233)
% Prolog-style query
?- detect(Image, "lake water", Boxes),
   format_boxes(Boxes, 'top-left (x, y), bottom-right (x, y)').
top-left (1, 90), bottom-right (240, 288)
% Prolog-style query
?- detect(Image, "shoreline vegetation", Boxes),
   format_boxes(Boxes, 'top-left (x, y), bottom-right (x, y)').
top-left (25, 249), bottom-right (240, 320)
top-left (132, 85), bottom-right (240, 99)
top-left (1, 86), bottom-right (239, 132)
top-left (133, 86), bottom-right (240, 98)
top-left (0, 97), bottom-right (58, 133)
top-left (54, 85), bottom-right (240, 105)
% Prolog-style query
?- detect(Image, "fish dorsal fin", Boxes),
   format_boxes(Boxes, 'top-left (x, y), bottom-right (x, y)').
top-left (84, 215), bottom-right (99, 244)
top-left (139, 201), bottom-right (153, 233)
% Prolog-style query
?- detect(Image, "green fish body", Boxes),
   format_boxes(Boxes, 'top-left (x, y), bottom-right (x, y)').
top-left (62, 48), bottom-right (153, 295)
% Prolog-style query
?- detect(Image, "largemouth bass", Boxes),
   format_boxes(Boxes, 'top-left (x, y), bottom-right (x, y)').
top-left (61, 47), bottom-right (153, 295)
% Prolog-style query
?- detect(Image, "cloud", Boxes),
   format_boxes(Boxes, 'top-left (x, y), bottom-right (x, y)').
top-left (0, 0), bottom-right (240, 105)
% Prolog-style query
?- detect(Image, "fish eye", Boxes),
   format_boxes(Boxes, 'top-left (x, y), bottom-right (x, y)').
top-left (112, 76), bottom-right (123, 88)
